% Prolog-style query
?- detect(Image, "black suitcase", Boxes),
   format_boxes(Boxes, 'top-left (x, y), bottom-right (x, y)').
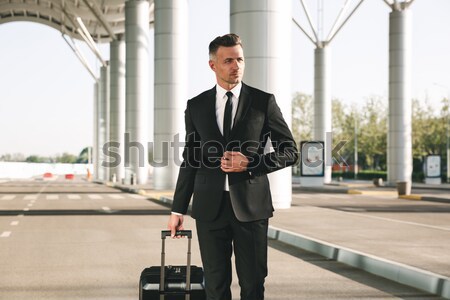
top-left (139, 230), bottom-right (206, 300)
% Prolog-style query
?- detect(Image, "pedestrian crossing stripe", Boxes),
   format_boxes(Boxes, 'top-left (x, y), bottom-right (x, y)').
top-left (107, 194), bottom-right (125, 199)
top-left (0, 231), bottom-right (11, 238)
top-left (0, 194), bottom-right (144, 200)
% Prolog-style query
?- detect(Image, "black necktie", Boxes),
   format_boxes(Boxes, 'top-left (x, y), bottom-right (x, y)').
top-left (223, 91), bottom-right (233, 141)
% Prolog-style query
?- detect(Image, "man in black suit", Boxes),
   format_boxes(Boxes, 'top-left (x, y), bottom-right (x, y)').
top-left (167, 33), bottom-right (298, 300)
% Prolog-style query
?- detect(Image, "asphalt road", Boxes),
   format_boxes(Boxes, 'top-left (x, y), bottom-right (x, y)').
top-left (0, 178), bottom-right (445, 299)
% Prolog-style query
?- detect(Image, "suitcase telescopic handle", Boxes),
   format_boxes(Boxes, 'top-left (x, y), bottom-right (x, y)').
top-left (160, 230), bottom-right (192, 299)
top-left (161, 230), bottom-right (192, 239)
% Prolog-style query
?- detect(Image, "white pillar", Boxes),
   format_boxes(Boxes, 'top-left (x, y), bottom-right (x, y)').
top-left (388, 9), bottom-right (412, 184)
top-left (314, 47), bottom-right (332, 183)
top-left (93, 82), bottom-right (100, 180)
top-left (109, 36), bottom-right (126, 183)
top-left (125, 0), bottom-right (150, 185)
top-left (100, 65), bottom-right (110, 181)
top-left (153, 0), bottom-right (188, 189)
top-left (231, 0), bottom-right (293, 209)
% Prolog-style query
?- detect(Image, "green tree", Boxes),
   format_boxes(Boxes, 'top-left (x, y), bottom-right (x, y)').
top-left (412, 98), bottom-right (447, 157)
top-left (1, 153), bottom-right (26, 162)
top-left (332, 98), bottom-right (357, 168)
top-left (291, 92), bottom-right (313, 144)
top-left (357, 95), bottom-right (387, 169)
top-left (56, 153), bottom-right (77, 163)
top-left (292, 91), bottom-right (448, 176)
top-left (25, 155), bottom-right (42, 163)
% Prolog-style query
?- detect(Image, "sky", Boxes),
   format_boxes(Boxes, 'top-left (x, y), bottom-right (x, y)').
top-left (0, 0), bottom-right (449, 157)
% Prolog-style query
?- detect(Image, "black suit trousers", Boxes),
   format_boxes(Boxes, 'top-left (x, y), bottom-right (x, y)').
top-left (196, 192), bottom-right (269, 300)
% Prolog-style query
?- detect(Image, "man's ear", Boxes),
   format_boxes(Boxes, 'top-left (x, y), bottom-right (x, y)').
top-left (209, 60), bottom-right (215, 71)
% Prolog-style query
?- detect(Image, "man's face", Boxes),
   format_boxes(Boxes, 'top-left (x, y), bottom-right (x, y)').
top-left (209, 45), bottom-right (245, 89)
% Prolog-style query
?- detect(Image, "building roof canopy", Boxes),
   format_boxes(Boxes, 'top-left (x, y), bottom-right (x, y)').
top-left (0, 0), bottom-right (154, 43)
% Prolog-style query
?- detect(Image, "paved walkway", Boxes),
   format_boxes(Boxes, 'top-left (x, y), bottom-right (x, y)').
top-left (109, 179), bottom-right (450, 299)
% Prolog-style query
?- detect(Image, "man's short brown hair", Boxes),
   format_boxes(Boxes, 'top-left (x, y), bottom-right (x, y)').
top-left (209, 33), bottom-right (242, 59)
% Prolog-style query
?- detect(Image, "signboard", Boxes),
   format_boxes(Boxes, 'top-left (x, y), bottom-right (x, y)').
top-left (425, 155), bottom-right (441, 178)
top-left (300, 141), bottom-right (324, 177)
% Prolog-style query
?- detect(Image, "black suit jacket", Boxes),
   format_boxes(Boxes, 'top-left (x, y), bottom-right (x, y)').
top-left (172, 83), bottom-right (298, 222)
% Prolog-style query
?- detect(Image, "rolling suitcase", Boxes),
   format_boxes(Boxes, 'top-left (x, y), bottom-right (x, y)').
top-left (139, 230), bottom-right (206, 300)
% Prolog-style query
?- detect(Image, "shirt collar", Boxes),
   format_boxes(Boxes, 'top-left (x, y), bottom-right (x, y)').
top-left (216, 82), bottom-right (242, 100)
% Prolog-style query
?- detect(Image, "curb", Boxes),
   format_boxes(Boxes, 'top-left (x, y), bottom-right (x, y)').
top-left (294, 185), bottom-right (450, 203)
top-left (268, 226), bottom-right (450, 299)
top-left (400, 194), bottom-right (450, 204)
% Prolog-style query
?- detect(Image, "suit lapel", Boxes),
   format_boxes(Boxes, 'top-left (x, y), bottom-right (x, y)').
top-left (230, 83), bottom-right (252, 139)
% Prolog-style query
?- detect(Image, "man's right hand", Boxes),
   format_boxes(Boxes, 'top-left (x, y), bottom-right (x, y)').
top-left (167, 213), bottom-right (184, 238)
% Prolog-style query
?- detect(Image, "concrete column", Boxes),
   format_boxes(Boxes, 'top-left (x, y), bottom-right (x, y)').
top-left (388, 9), bottom-right (412, 184)
top-left (99, 65), bottom-right (110, 181)
top-left (125, 0), bottom-right (150, 185)
top-left (93, 82), bottom-right (100, 180)
top-left (314, 47), bottom-right (332, 183)
top-left (109, 36), bottom-right (126, 183)
top-left (231, 0), bottom-right (293, 209)
top-left (153, 0), bottom-right (188, 189)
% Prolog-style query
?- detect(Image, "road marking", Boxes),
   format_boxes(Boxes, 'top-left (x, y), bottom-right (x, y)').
top-left (328, 194), bottom-right (349, 199)
top-left (24, 195), bottom-right (38, 200)
top-left (108, 194), bottom-right (124, 199)
top-left (27, 203), bottom-right (33, 207)
top-left (46, 195), bottom-right (59, 200)
top-left (344, 211), bottom-right (450, 232)
top-left (68, 194), bottom-right (81, 200)
top-left (129, 194), bottom-right (145, 199)
top-left (17, 214), bottom-right (24, 218)
top-left (102, 206), bottom-right (111, 211)
top-left (23, 208), bottom-right (30, 211)
top-left (10, 221), bottom-right (19, 226)
top-left (88, 194), bottom-right (102, 200)
top-left (0, 231), bottom-right (11, 238)
top-left (1, 195), bottom-right (16, 200)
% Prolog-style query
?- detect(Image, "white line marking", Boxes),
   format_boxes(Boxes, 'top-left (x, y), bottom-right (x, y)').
top-left (46, 195), bottom-right (59, 200)
top-left (67, 194), bottom-right (81, 200)
top-left (108, 194), bottom-right (124, 199)
top-left (24, 195), bottom-right (38, 200)
top-left (17, 214), bottom-right (24, 218)
top-left (1, 195), bottom-right (16, 200)
top-left (27, 203), bottom-right (33, 207)
top-left (102, 206), bottom-right (111, 211)
top-left (10, 221), bottom-right (19, 226)
top-left (328, 194), bottom-right (349, 199)
top-left (23, 208), bottom-right (30, 211)
top-left (88, 194), bottom-right (102, 200)
top-left (0, 231), bottom-right (11, 238)
top-left (343, 211), bottom-right (450, 232)
top-left (129, 194), bottom-right (145, 199)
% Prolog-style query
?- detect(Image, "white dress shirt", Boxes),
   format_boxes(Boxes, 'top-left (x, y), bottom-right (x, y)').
top-left (215, 83), bottom-right (242, 191)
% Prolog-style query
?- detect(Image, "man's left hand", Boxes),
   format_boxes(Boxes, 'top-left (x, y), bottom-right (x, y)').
top-left (221, 151), bottom-right (249, 173)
